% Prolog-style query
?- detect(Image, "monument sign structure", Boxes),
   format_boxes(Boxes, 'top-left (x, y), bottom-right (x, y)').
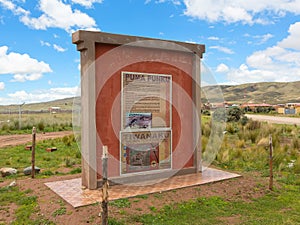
top-left (72, 31), bottom-right (205, 189)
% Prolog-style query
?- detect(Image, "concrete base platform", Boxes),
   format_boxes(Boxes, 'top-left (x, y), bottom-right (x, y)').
top-left (45, 168), bottom-right (241, 208)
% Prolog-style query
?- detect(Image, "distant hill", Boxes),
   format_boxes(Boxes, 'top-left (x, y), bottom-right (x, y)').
top-left (202, 81), bottom-right (300, 104)
top-left (0, 97), bottom-right (77, 113)
top-left (1, 81), bottom-right (299, 112)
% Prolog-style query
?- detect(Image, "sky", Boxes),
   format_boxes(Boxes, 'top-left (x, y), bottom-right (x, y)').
top-left (0, 0), bottom-right (300, 105)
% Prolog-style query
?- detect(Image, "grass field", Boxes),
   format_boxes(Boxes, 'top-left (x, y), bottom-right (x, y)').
top-left (0, 112), bottom-right (73, 135)
top-left (107, 116), bottom-right (300, 224)
top-left (121, 186), bottom-right (300, 225)
top-left (0, 134), bottom-right (81, 179)
top-left (0, 115), bottom-right (299, 224)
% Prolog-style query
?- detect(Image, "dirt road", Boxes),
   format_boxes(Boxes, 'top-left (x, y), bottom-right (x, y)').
top-left (246, 114), bottom-right (300, 125)
top-left (0, 131), bottom-right (74, 148)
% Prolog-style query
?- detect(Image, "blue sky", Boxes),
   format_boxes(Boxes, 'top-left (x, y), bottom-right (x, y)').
top-left (0, 0), bottom-right (300, 105)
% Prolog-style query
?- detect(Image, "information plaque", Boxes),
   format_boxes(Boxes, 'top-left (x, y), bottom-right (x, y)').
top-left (121, 71), bottom-right (172, 174)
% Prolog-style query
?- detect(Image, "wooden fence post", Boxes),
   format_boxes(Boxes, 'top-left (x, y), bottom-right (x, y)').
top-left (269, 134), bottom-right (273, 191)
top-left (101, 146), bottom-right (109, 225)
top-left (31, 127), bottom-right (36, 178)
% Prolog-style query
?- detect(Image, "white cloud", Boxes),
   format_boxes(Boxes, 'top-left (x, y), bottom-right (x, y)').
top-left (0, 82), bottom-right (4, 90)
top-left (278, 22), bottom-right (300, 50)
top-left (209, 46), bottom-right (234, 54)
top-left (71, 0), bottom-right (103, 8)
top-left (23, 0), bottom-right (98, 32)
top-left (155, 0), bottom-right (181, 5)
top-left (183, 0), bottom-right (300, 24)
top-left (208, 36), bottom-right (220, 41)
top-left (260, 34), bottom-right (273, 43)
top-left (216, 63), bottom-right (229, 73)
top-left (11, 73), bottom-right (43, 82)
top-left (41, 41), bottom-right (67, 52)
top-left (253, 33), bottom-right (274, 45)
top-left (53, 44), bottom-right (67, 52)
top-left (185, 40), bottom-right (196, 44)
top-left (40, 40), bottom-right (51, 47)
top-left (227, 46), bottom-right (300, 83)
top-left (0, 0), bottom-right (98, 33)
top-left (6, 86), bottom-right (79, 105)
top-left (171, 0), bottom-right (181, 5)
top-left (224, 22), bottom-right (300, 84)
top-left (226, 47), bottom-right (300, 83)
top-left (246, 33), bottom-right (274, 45)
top-left (0, 46), bottom-right (52, 81)
top-left (0, 0), bottom-right (29, 16)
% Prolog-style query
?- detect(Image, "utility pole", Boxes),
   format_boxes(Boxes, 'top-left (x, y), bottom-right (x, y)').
top-left (269, 134), bottom-right (273, 191)
top-left (31, 127), bottom-right (36, 178)
top-left (18, 102), bottom-right (25, 130)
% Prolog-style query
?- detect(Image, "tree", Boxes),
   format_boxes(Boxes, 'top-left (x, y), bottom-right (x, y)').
top-left (227, 107), bottom-right (244, 122)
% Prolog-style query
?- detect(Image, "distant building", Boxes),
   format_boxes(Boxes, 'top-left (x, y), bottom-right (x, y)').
top-left (277, 103), bottom-right (300, 115)
top-left (210, 102), bottom-right (225, 109)
top-left (241, 103), bottom-right (273, 110)
top-left (49, 106), bottom-right (61, 114)
top-left (240, 103), bottom-right (276, 114)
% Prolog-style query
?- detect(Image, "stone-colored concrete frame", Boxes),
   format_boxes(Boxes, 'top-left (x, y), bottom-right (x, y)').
top-left (72, 30), bottom-right (205, 190)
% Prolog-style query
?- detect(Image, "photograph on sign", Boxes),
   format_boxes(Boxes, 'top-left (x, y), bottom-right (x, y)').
top-left (120, 130), bottom-right (171, 174)
top-left (125, 113), bottom-right (152, 129)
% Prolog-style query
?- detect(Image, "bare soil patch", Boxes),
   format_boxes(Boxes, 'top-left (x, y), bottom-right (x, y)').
top-left (0, 131), bottom-right (73, 148)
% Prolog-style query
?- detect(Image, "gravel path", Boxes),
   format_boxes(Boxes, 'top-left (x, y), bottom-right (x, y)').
top-left (245, 114), bottom-right (300, 125)
top-left (0, 131), bottom-right (73, 148)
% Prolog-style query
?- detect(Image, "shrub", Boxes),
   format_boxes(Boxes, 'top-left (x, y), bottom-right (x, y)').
top-left (245, 119), bottom-right (261, 130)
top-left (202, 123), bottom-right (211, 137)
top-left (62, 135), bottom-right (75, 146)
top-left (65, 157), bottom-right (75, 167)
top-left (216, 149), bottom-right (230, 164)
top-left (226, 123), bottom-right (239, 134)
top-left (227, 107), bottom-right (244, 122)
top-left (273, 146), bottom-right (288, 168)
top-left (202, 136), bottom-right (208, 152)
top-left (1, 123), bottom-right (9, 131)
top-left (293, 156), bottom-right (300, 174)
top-left (248, 130), bottom-right (259, 143)
top-left (201, 110), bottom-right (211, 116)
top-left (240, 116), bottom-right (248, 126)
top-left (236, 140), bottom-right (245, 148)
top-left (37, 121), bottom-right (45, 132)
top-left (292, 137), bottom-right (299, 149)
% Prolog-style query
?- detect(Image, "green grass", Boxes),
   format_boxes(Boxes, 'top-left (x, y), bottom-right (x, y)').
top-left (1, 114), bottom-right (300, 224)
top-left (211, 119), bottom-right (300, 175)
top-left (109, 198), bottom-right (131, 208)
top-left (116, 184), bottom-right (300, 225)
top-left (52, 207), bottom-right (67, 217)
top-left (109, 117), bottom-right (300, 225)
top-left (0, 186), bottom-right (55, 225)
top-left (0, 112), bottom-right (73, 135)
top-left (0, 135), bottom-right (81, 178)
